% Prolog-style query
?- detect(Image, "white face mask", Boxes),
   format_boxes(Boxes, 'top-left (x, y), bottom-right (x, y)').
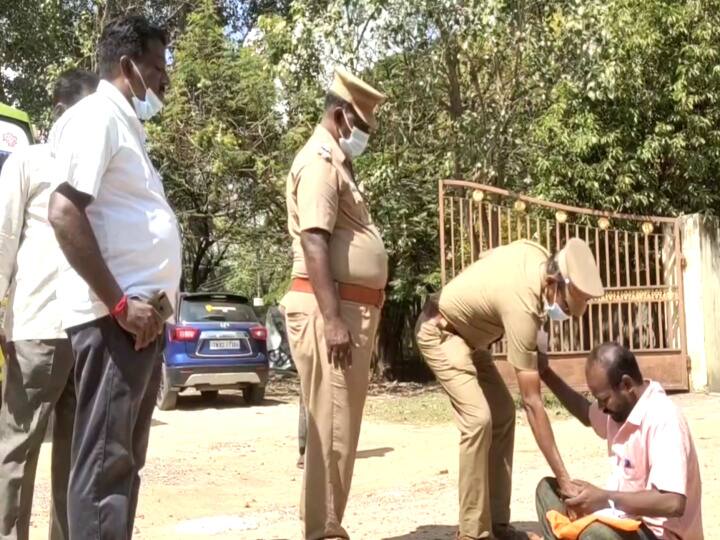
top-left (338, 112), bottom-right (369, 159)
top-left (128, 61), bottom-right (163, 120)
top-left (544, 283), bottom-right (570, 322)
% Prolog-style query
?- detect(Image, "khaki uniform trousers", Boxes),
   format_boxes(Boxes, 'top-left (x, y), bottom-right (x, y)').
top-left (282, 291), bottom-right (380, 540)
top-left (415, 311), bottom-right (516, 539)
top-left (0, 339), bottom-right (75, 540)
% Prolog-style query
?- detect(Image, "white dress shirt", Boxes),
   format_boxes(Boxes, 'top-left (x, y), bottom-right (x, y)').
top-left (0, 144), bottom-right (66, 341)
top-left (50, 80), bottom-right (182, 329)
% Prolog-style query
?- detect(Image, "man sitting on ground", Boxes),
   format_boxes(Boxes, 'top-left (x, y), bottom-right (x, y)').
top-left (535, 342), bottom-right (703, 539)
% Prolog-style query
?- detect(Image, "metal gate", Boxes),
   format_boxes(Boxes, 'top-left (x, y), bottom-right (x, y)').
top-left (439, 180), bottom-right (689, 391)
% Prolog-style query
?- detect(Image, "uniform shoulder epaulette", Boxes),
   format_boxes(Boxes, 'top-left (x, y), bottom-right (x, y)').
top-left (317, 144), bottom-right (332, 162)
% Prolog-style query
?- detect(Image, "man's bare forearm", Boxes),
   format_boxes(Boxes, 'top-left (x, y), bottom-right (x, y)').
top-left (523, 397), bottom-right (571, 482)
top-left (609, 489), bottom-right (686, 518)
top-left (49, 185), bottom-right (123, 310)
top-left (516, 369), bottom-right (571, 484)
top-left (541, 364), bottom-right (591, 426)
top-left (300, 229), bottom-right (342, 321)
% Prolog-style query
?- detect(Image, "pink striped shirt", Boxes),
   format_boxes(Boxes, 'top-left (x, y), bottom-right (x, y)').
top-left (589, 381), bottom-right (703, 539)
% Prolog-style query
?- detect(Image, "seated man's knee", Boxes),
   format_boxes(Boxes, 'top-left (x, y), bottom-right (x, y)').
top-left (535, 476), bottom-right (558, 501)
top-left (580, 523), bottom-right (623, 540)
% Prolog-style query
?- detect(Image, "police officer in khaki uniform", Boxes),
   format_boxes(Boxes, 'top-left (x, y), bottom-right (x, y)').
top-left (416, 238), bottom-right (604, 540)
top-left (281, 68), bottom-right (387, 540)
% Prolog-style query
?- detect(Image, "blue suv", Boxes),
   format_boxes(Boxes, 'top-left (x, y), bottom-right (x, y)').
top-left (157, 292), bottom-right (269, 410)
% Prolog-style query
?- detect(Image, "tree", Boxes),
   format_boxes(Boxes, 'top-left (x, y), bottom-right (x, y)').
top-left (147, 0), bottom-right (284, 292)
top-left (0, 0), bottom-right (283, 129)
top-left (6, 0), bottom-right (720, 380)
top-left (527, 0), bottom-right (720, 216)
top-left (0, 0), bottom-right (87, 126)
top-left (258, 0), bottom-right (720, 380)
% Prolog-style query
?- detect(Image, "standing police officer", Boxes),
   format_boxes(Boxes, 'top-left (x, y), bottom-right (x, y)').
top-left (281, 68), bottom-right (387, 540)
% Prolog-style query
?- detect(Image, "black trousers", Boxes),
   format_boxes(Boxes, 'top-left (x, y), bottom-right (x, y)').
top-left (66, 316), bottom-right (162, 540)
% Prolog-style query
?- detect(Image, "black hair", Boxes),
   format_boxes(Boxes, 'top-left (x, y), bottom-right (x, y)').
top-left (589, 342), bottom-right (644, 387)
top-left (52, 69), bottom-right (99, 107)
top-left (546, 252), bottom-right (561, 276)
top-left (545, 252), bottom-right (567, 294)
top-left (98, 15), bottom-right (167, 77)
top-left (324, 91), bottom-right (349, 112)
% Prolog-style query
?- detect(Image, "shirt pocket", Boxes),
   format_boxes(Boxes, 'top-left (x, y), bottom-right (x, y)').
top-left (615, 438), bottom-right (647, 490)
top-left (343, 182), bottom-right (370, 224)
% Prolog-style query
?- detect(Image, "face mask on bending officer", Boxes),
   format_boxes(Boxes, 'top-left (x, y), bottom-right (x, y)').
top-left (542, 238), bottom-right (604, 323)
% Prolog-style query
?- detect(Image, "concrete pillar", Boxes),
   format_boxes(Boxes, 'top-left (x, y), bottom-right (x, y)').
top-left (680, 214), bottom-right (720, 392)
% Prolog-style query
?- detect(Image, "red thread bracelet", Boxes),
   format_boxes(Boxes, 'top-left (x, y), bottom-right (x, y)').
top-left (111, 295), bottom-right (128, 318)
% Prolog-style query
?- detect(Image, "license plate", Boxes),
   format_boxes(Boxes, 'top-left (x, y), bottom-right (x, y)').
top-left (209, 340), bottom-right (241, 350)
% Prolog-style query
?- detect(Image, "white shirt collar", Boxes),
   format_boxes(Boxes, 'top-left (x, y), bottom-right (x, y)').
top-left (97, 80), bottom-right (145, 143)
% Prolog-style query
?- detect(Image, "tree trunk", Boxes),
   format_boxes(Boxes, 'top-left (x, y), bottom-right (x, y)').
top-left (373, 301), bottom-right (403, 381)
top-left (372, 298), bottom-right (432, 382)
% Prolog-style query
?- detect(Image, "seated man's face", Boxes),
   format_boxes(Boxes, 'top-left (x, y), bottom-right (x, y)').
top-left (586, 362), bottom-right (634, 423)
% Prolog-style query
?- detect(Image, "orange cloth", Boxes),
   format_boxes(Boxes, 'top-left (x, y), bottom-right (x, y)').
top-left (547, 510), bottom-right (642, 540)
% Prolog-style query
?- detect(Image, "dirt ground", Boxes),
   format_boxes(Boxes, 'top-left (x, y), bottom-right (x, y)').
top-left (28, 380), bottom-right (719, 539)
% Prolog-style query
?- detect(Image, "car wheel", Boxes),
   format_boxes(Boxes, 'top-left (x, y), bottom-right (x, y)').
top-left (201, 390), bottom-right (219, 402)
top-left (156, 362), bottom-right (178, 411)
top-left (243, 385), bottom-right (265, 405)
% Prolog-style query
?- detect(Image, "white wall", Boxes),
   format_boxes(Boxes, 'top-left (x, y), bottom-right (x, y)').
top-left (681, 214), bottom-right (720, 392)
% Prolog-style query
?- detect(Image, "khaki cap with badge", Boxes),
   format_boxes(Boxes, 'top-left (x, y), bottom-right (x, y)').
top-left (557, 238), bottom-right (604, 317)
top-left (329, 67), bottom-right (387, 130)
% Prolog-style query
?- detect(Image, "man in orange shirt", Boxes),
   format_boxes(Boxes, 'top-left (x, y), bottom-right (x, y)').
top-left (536, 343), bottom-right (703, 539)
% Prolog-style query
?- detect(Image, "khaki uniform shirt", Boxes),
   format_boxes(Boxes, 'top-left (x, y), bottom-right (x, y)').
top-left (438, 240), bottom-right (549, 370)
top-left (286, 125), bottom-right (388, 290)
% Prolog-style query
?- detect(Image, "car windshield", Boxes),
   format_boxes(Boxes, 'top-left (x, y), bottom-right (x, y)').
top-left (179, 298), bottom-right (258, 323)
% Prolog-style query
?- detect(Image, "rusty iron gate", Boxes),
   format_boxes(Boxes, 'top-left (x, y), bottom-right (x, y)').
top-left (439, 180), bottom-right (689, 391)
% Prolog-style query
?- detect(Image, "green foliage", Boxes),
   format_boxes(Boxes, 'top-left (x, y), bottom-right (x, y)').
top-left (0, 0), bottom-right (282, 130)
top-left (0, 0), bottom-right (88, 128)
top-left (258, 0), bottom-right (720, 378)
top-left (527, 0), bottom-right (720, 216)
top-left (147, 0), bottom-right (285, 292)
top-left (5, 0), bottom-right (720, 379)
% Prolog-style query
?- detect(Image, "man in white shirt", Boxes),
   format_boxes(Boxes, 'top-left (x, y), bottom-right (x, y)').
top-left (48, 15), bottom-right (181, 540)
top-left (0, 69), bottom-right (98, 540)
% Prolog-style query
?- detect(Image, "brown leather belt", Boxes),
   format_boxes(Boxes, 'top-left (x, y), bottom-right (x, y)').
top-left (290, 278), bottom-right (385, 308)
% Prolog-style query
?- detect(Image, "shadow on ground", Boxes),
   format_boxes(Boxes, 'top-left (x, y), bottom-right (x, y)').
top-left (512, 521), bottom-right (542, 533)
top-left (357, 447), bottom-right (394, 459)
top-left (382, 525), bottom-right (456, 539)
top-left (383, 522), bottom-right (541, 539)
top-left (174, 393), bottom-right (287, 411)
